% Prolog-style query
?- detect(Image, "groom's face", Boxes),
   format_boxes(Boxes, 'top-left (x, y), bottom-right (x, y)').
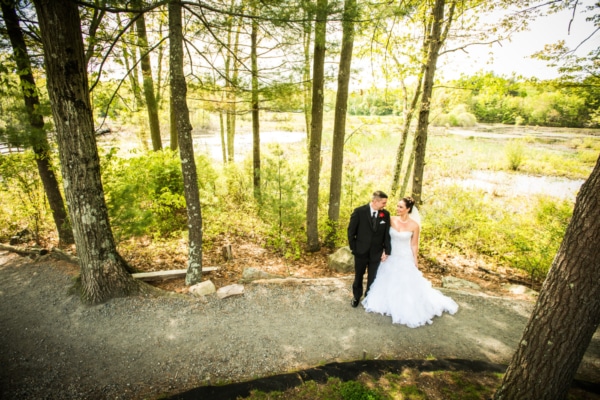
top-left (372, 198), bottom-right (387, 211)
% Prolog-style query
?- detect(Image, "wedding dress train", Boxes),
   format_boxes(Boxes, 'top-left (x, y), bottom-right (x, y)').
top-left (362, 228), bottom-right (458, 328)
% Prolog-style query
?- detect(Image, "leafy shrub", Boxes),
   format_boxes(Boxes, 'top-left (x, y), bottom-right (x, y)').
top-left (0, 151), bottom-right (50, 243)
top-left (432, 104), bottom-right (477, 127)
top-left (505, 140), bottom-right (525, 171)
top-left (101, 149), bottom-right (217, 240)
top-left (506, 197), bottom-right (572, 284)
top-left (259, 144), bottom-right (307, 258)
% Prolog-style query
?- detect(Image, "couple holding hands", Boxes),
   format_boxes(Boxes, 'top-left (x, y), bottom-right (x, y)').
top-left (347, 191), bottom-right (458, 328)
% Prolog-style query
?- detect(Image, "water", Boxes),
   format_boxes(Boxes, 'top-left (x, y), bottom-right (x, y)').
top-left (193, 130), bottom-right (305, 161)
top-left (446, 170), bottom-right (584, 200)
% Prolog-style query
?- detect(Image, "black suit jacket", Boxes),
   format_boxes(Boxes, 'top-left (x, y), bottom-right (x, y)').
top-left (347, 203), bottom-right (392, 257)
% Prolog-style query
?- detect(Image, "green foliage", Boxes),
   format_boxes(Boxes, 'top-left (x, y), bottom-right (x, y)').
top-left (449, 72), bottom-right (597, 128)
top-left (0, 151), bottom-right (49, 243)
top-left (338, 380), bottom-right (385, 400)
top-left (424, 185), bottom-right (511, 260)
top-left (101, 149), bottom-right (218, 240)
top-left (258, 144), bottom-right (307, 258)
top-left (91, 79), bottom-right (132, 119)
top-left (399, 385), bottom-right (426, 398)
top-left (432, 104), bottom-right (477, 127)
top-left (505, 197), bottom-right (572, 283)
top-left (424, 183), bottom-right (573, 283)
top-left (244, 377), bottom-right (385, 400)
top-left (505, 140), bottom-right (525, 171)
top-left (347, 88), bottom-right (401, 116)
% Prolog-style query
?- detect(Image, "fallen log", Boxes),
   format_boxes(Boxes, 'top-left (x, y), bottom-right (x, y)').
top-left (0, 243), bottom-right (48, 257)
top-left (132, 267), bottom-right (219, 282)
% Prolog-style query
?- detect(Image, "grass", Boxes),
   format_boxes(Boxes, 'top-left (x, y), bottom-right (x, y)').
top-left (239, 369), bottom-right (503, 400)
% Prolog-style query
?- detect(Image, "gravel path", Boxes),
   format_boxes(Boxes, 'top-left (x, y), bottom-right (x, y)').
top-left (1, 251), bottom-right (599, 399)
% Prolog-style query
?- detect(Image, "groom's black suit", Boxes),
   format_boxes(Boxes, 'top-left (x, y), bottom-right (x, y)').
top-left (347, 203), bottom-right (392, 302)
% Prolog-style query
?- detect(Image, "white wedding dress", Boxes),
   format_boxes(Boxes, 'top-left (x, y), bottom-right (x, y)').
top-left (362, 228), bottom-right (458, 328)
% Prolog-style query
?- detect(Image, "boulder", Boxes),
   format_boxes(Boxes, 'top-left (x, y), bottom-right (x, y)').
top-left (189, 280), bottom-right (216, 297)
top-left (216, 284), bottom-right (245, 299)
top-left (328, 246), bottom-right (354, 273)
top-left (442, 276), bottom-right (481, 290)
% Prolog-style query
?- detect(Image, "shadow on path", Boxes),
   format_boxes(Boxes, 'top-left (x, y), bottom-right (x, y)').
top-left (166, 358), bottom-right (600, 400)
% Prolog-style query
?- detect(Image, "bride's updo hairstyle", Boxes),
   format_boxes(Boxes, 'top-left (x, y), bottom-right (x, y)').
top-left (402, 196), bottom-right (416, 213)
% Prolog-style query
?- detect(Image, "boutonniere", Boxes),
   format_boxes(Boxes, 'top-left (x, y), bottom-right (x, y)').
top-left (379, 212), bottom-right (385, 218)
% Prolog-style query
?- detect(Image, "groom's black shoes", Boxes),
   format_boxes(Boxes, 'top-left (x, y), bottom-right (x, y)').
top-left (351, 298), bottom-right (359, 308)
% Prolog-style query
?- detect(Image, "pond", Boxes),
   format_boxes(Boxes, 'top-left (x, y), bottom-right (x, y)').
top-left (444, 170), bottom-right (585, 201)
top-left (193, 130), bottom-right (305, 161)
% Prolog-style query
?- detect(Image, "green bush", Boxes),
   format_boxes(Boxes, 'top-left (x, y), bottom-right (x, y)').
top-left (259, 144), bottom-right (307, 258)
top-left (505, 197), bottom-right (572, 283)
top-left (505, 140), bottom-right (525, 171)
top-left (101, 149), bottom-right (218, 240)
top-left (0, 151), bottom-right (50, 243)
top-left (433, 104), bottom-right (477, 127)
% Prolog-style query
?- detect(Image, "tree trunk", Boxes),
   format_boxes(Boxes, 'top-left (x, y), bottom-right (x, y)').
top-left (117, 13), bottom-right (144, 110)
top-left (306, 0), bottom-right (327, 252)
top-left (302, 7), bottom-right (313, 140)
top-left (399, 146), bottom-right (415, 197)
top-left (494, 156), bottom-right (600, 399)
top-left (1, 0), bottom-right (74, 246)
top-left (134, 0), bottom-right (162, 151)
top-left (390, 58), bottom-right (425, 198)
top-left (411, 0), bottom-right (446, 205)
top-left (251, 3), bottom-right (261, 201)
top-left (33, 0), bottom-right (144, 303)
top-left (219, 110), bottom-right (226, 163)
top-left (326, 0), bottom-right (356, 248)
top-left (223, 0), bottom-right (239, 163)
top-left (169, 0), bottom-right (203, 286)
top-left (169, 100), bottom-right (178, 150)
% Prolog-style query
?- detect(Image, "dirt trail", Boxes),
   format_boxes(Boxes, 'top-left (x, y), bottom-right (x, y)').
top-left (0, 251), bottom-right (599, 399)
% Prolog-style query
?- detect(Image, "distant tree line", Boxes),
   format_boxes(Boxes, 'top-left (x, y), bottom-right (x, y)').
top-left (347, 72), bottom-right (600, 129)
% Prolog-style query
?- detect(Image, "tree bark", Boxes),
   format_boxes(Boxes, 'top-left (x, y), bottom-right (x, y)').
top-left (302, 7), bottom-right (313, 141)
top-left (1, 0), bottom-right (74, 246)
top-left (306, 0), bottom-right (327, 252)
top-left (117, 13), bottom-right (144, 110)
top-left (251, 2), bottom-right (261, 201)
top-left (411, 0), bottom-right (446, 205)
top-left (326, 0), bottom-right (356, 247)
top-left (411, 0), bottom-right (457, 204)
top-left (134, 0), bottom-right (162, 151)
top-left (494, 156), bottom-right (600, 399)
top-left (169, 0), bottom-right (203, 286)
top-left (390, 58), bottom-right (425, 198)
top-left (33, 0), bottom-right (144, 303)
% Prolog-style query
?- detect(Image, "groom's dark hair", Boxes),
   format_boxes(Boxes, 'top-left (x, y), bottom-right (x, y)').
top-left (372, 190), bottom-right (388, 200)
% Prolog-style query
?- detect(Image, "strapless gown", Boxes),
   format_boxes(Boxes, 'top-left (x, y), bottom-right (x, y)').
top-left (362, 228), bottom-right (458, 328)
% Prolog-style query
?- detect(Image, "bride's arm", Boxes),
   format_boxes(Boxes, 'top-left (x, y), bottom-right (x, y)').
top-left (411, 224), bottom-right (420, 267)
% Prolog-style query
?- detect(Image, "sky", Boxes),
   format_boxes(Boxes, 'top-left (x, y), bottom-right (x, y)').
top-left (441, 2), bottom-right (598, 80)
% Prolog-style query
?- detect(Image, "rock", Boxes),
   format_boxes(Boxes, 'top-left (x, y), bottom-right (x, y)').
top-left (504, 284), bottom-right (538, 297)
top-left (189, 280), bottom-right (216, 297)
top-left (442, 276), bottom-right (481, 290)
top-left (216, 284), bottom-right (244, 299)
top-left (328, 246), bottom-right (354, 273)
top-left (240, 267), bottom-right (284, 282)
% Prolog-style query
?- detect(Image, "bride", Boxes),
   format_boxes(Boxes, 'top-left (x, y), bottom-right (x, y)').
top-left (362, 197), bottom-right (458, 328)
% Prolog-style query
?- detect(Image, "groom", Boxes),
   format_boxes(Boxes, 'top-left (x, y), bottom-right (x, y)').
top-left (347, 190), bottom-right (392, 308)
